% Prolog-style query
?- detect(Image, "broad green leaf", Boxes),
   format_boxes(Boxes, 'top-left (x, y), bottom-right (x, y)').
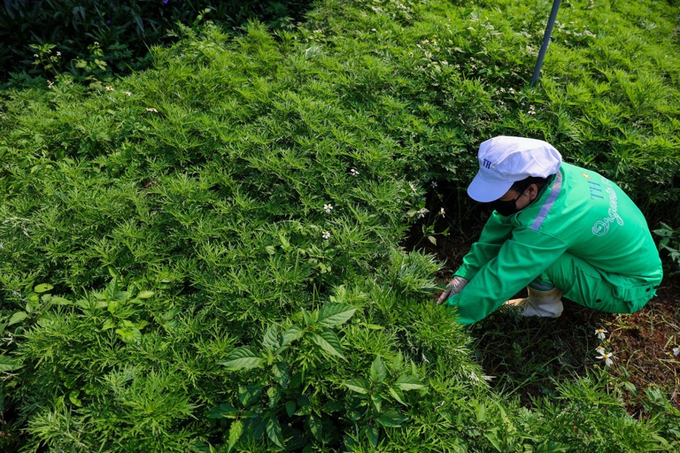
top-left (363, 425), bottom-right (379, 447)
top-left (396, 374), bottom-right (427, 391)
top-left (388, 387), bottom-right (407, 406)
top-left (370, 356), bottom-right (387, 383)
top-left (227, 419), bottom-right (243, 452)
top-left (0, 355), bottom-right (22, 372)
top-left (136, 290), bottom-right (154, 299)
top-left (344, 379), bottom-right (369, 394)
top-left (8, 311), bottom-right (28, 326)
top-left (285, 400), bottom-right (297, 417)
top-left (115, 327), bottom-right (141, 343)
top-left (266, 417), bottom-right (284, 448)
top-left (208, 404), bottom-right (239, 419)
top-left (282, 325), bottom-right (304, 345)
top-left (49, 296), bottom-right (71, 305)
top-left (318, 303), bottom-right (356, 327)
top-left (272, 362), bottom-right (290, 388)
top-left (220, 347), bottom-right (264, 370)
top-left (262, 324), bottom-right (280, 351)
top-left (238, 384), bottom-right (263, 407)
top-left (377, 408), bottom-right (406, 427)
top-left (372, 394), bottom-right (383, 412)
top-left (310, 330), bottom-right (344, 358)
top-left (483, 427), bottom-right (502, 452)
top-left (34, 283), bottom-right (53, 293)
top-left (267, 386), bottom-right (281, 408)
top-left (294, 395), bottom-right (311, 416)
top-left (102, 319), bottom-right (117, 330)
top-left (309, 415), bottom-right (323, 441)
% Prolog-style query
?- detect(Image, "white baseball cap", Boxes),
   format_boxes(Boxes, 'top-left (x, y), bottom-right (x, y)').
top-left (467, 136), bottom-right (562, 203)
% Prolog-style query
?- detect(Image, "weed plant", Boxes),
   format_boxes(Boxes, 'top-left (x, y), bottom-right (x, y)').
top-left (0, 0), bottom-right (679, 451)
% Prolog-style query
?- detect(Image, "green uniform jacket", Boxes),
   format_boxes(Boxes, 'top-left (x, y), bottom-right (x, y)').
top-left (448, 162), bottom-right (663, 324)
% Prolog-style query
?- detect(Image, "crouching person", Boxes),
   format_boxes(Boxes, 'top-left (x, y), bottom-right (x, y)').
top-left (437, 136), bottom-right (663, 325)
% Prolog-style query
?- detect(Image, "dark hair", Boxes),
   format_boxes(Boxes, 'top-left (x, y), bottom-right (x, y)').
top-left (510, 175), bottom-right (552, 193)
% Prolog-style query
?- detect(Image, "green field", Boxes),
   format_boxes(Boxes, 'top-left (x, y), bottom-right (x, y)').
top-left (1, 0), bottom-right (679, 451)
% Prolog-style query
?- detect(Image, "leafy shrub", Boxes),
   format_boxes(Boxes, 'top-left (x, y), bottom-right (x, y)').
top-left (0, 0), bottom-right (314, 82)
top-left (654, 222), bottom-right (680, 275)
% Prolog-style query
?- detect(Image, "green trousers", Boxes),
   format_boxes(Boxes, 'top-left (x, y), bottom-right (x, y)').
top-left (530, 252), bottom-right (660, 314)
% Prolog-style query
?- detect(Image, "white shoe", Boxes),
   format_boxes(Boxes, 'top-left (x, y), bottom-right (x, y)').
top-left (505, 287), bottom-right (564, 318)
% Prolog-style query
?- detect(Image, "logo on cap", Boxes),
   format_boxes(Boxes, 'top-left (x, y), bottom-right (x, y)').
top-left (482, 159), bottom-right (492, 169)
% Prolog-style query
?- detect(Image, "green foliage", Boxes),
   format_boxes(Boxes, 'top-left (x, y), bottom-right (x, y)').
top-left (303, 0), bottom-right (680, 223)
top-left (0, 0), bottom-right (679, 450)
top-left (654, 222), bottom-right (680, 274)
top-left (0, 0), bottom-right (314, 83)
top-left (214, 302), bottom-right (428, 450)
top-left (528, 374), bottom-right (677, 452)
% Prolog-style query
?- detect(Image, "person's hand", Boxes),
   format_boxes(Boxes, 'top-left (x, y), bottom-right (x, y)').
top-left (437, 276), bottom-right (468, 305)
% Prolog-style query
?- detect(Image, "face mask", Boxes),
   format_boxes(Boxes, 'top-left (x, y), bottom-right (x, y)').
top-left (489, 192), bottom-right (523, 216)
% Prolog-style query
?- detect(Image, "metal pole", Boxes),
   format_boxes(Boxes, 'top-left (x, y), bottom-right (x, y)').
top-left (531, 0), bottom-right (562, 87)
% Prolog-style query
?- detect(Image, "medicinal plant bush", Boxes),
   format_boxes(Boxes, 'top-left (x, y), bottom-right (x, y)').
top-left (1, 0), bottom-right (680, 450)
top-left (303, 0), bottom-right (680, 223)
top-left (215, 302), bottom-right (430, 451)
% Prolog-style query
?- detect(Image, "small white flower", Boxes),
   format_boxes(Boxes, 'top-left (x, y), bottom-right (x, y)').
top-left (33, 53), bottom-right (39, 58)
top-left (146, 107), bottom-right (159, 113)
top-left (106, 86), bottom-right (114, 91)
top-left (596, 346), bottom-right (605, 355)
top-left (596, 351), bottom-right (614, 366)
top-left (673, 347), bottom-right (679, 356)
top-left (56, 51), bottom-right (61, 56)
top-left (500, 87), bottom-right (505, 92)
top-left (442, 60), bottom-right (448, 65)
top-left (350, 168), bottom-right (359, 176)
top-left (431, 181), bottom-right (438, 188)
top-left (595, 328), bottom-right (607, 339)
top-left (439, 207), bottom-right (446, 217)
top-left (323, 203), bottom-right (333, 213)
top-left (124, 91), bottom-right (132, 96)
top-left (418, 208), bottom-right (427, 218)
top-left (409, 183), bottom-right (417, 193)
top-left (322, 230), bottom-right (331, 240)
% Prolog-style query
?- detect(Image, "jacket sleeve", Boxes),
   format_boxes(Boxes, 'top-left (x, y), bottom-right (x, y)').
top-left (454, 212), bottom-right (514, 281)
top-left (447, 228), bottom-right (569, 325)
